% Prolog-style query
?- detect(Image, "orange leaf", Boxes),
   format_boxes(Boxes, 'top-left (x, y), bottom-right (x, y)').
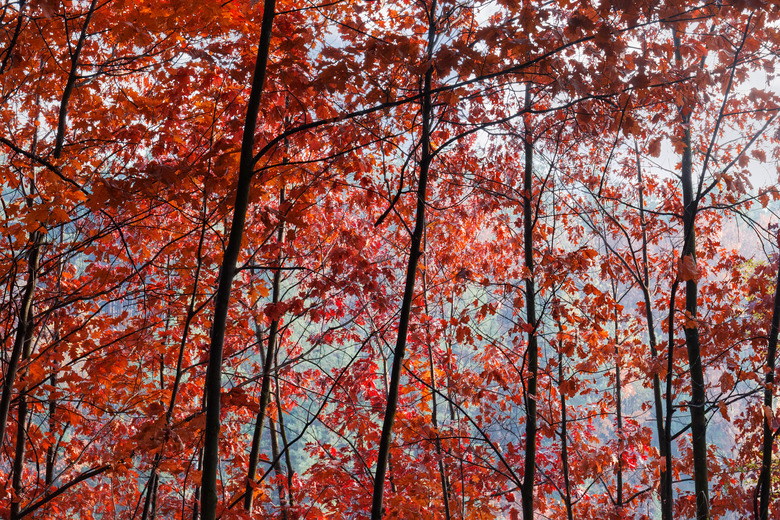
top-left (763, 405), bottom-right (774, 423)
top-left (678, 254), bottom-right (699, 282)
top-left (648, 137), bottom-right (662, 157)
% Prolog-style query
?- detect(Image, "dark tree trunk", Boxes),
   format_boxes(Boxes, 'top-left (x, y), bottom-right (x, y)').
top-left (665, 280), bottom-right (680, 520)
top-left (757, 259), bottom-right (780, 520)
top-left (672, 30), bottom-right (708, 520)
top-left (635, 144), bottom-right (672, 518)
top-left (423, 256), bottom-right (452, 520)
top-left (521, 85), bottom-right (538, 520)
top-left (200, 0), bottom-right (276, 517)
top-left (53, 0), bottom-right (98, 159)
top-left (0, 232), bottom-right (41, 451)
top-left (45, 372), bottom-right (57, 488)
top-left (613, 282), bottom-right (624, 509)
top-left (245, 215), bottom-right (285, 511)
top-left (274, 363), bottom-right (295, 508)
top-left (269, 417), bottom-right (289, 520)
top-left (554, 315), bottom-right (573, 520)
top-left (10, 235), bottom-right (40, 519)
top-left (370, 3), bottom-right (436, 516)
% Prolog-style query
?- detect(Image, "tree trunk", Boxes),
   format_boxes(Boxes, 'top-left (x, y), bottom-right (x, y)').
top-left (757, 258), bottom-right (780, 520)
top-left (245, 208), bottom-right (285, 511)
top-left (370, 3), bottom-right (436, 516)
top-left (674, 31), bottom-right (709, 520)
top-left (200, 0), bottom-right (276, 517)
top-left (665, 279), bottom-right (679, 520)
top-left (191, 447), bottom-right (203, 520)
top-left (53, 0), bottom-right (98, 159)
top-left (10, 233), bottom-right (40, 519)
top-left (428, 349), bottom-right (452, 520)
top-left (45, 372), bottom-right (57, 488)
top-left (141, 192), bottom-right (208, 520)
top-left (274, 362), bottom-right (295, 509)
top-left (423, 259), bottom-right (452, 520)
top-left (555, 314), bottom-right (573, 520)
top-left (521, 84), bottom-right (538, 520)
top-left (613, 282), bottom-right (624, 509)
top-left (635, 143), bottom-right (672, 518)
top-left (10, 369), bottom-right (30, 519)
top-left (0, 232), bottom-right (41, 451)
top-left (269, 417), bottom-right (289, 520)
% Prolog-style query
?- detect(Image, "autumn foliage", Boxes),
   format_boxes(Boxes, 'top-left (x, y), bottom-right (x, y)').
top-left (2, 0), bottom-right (780, 518)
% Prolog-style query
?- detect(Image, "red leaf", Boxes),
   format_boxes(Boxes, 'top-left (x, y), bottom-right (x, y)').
top-left (678, 254), bottom-right (699, 282)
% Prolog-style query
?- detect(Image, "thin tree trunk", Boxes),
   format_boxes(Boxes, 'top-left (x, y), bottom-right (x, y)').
top-left (554, 314), bottom-right (573, 520)
top-left (423, 255), bottom-right (451, 520)
top-left (191, 447), bottom-right (202, 520)
top-left (0, 232), bottom-right (41, 451)
top-left (521, 84), bottom-right (538, 520)
top-left (665, 279), bottom-right (679, 520)
top-left (45, 372), bottom-right (57, 487)
top-left (274, 362), bottom-right (295, 509)
top-left (53, 0), bottom-right (98, 159)
top-left (44, 234), bottom-right (65, 492)
top-left (635, 143), bottom-right (671, 518)
top-left (269, 417), bottom-right (288, 520)
top-left (370, 4), bottom-right (436, 516)
top-left (10, 227), bottom-right (41, 519)
top-left (11, 361), bottom-right (32, 519)
top-left (0, 0), bottom-right (27, 76)
top-left (141, 191), bottom-right (208, 520)
top-left (444, 304), bottom-right (462, 517)
top-left (674, 31), bottom-right (709, 520)
top-left (4, 80), bottom-right (45, 516)
top-left (428, 346), bottom-right (452, 520)
top-left (200, 0), bottom-right (276, 516)
top-left (612, 281), bottom-right (623, 509)
top-left (140, 474), bottom-right (159, 520)
top-left (244, 210), bottom-right (285, 512)
top-left (757, 259), bottom-right (780, 520)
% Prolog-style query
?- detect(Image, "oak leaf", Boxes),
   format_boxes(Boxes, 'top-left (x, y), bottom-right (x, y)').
top-left (678, 254), bottom-right (699, 282)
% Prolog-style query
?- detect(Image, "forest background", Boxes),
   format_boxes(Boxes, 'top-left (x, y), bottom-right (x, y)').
top-left (1, 0), bottom-right (780, 519)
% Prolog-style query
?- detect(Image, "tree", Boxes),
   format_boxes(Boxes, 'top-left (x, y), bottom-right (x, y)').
top-left (2, 0), bottom-right (780, 518)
